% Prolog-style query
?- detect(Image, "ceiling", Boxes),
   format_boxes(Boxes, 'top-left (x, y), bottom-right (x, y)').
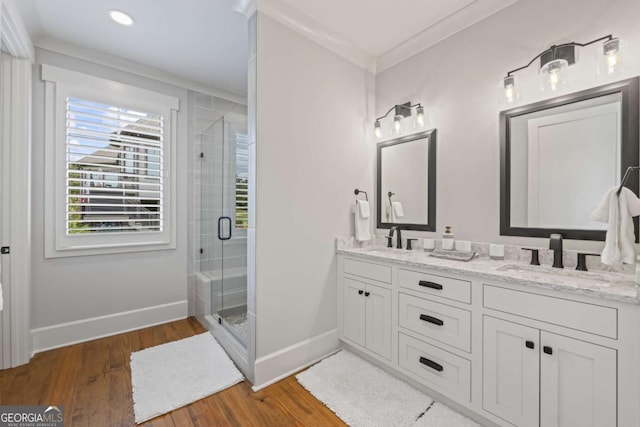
top-left (14, 0), bottom-right (249, 96)
top-left (14, 0), bottom-right (517, 97)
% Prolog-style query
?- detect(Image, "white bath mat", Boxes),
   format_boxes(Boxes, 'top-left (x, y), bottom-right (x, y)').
top-left (130, 332), bottom-right (243, 423)
top-left (296, 350), bottom-right (480, 426)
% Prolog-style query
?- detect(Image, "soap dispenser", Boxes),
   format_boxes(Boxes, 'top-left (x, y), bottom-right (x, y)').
top-left (442, 226), bottom-right (455, 250)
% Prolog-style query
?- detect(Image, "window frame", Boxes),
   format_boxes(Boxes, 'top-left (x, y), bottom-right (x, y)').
top-left (42, 64), bottom-right (179, 257)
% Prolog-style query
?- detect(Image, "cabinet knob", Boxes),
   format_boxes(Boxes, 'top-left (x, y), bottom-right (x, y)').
top-left (358, 290), bottom-right (363, 295)
top-left (525, 340), bottom-right (535, 349)
top-left (364, 291), bottom-right (370, 297)
top-left (543, 346), bottom-right (553, 355)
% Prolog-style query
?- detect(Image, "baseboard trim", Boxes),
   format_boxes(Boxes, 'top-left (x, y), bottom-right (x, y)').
top-left (252, 328), bottom-right (339, 391)
top-left (31, 300), bottom-right (188, 353)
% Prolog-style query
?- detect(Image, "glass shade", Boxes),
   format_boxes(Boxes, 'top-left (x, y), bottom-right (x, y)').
top-left (501, 76), bottom-right (520, 105)
top-left (597, 38), bottom-right (627, 77)
top-left (540, 59), bottom-right (568, 92)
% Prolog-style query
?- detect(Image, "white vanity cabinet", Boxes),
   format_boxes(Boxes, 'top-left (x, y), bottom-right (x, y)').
top-left (483, 316), bottom-right (616, 427)
top-left (339, 258), bottom-right (392, 360)
top-left (337, 250), bottom-right (640, 427)
top-left (342, 277), bottom-right (392, 360)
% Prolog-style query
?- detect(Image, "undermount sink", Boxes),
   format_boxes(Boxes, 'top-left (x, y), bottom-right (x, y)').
top-left (496, 264), bottom-right (619, 285)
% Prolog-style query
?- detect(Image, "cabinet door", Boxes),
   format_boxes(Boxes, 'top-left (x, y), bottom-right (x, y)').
top-left (540, 332), bottom-right (616, 427)
top-left (483, 316), bottom-right (540, 427)
top-left (365, 283), bottom-right (392, 360)
top-left (343, 278), bottom-right (366, 347)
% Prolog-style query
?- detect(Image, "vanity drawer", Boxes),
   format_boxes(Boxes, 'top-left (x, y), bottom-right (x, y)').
top-left (399, 293), bottom-right (471, 352)
top-left (484, 285), bottom-right (617, 339)
top-left (398, 333), bottom-right (471, 402)
top-left (399, 268), bottom-right (471, 304)
top-left (344, 258), bottom-right (392, 283)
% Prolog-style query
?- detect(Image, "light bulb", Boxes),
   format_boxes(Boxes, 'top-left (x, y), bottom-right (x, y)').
top-left (374, 121), bottom-right (382, 139)
top-left (607, 53), bottom-right (618, 73)
top-left (393, 115), bottom-right (402, 134)
top-left (416, 106), bottom-right (425, 127)
top-left (505, 86), bottom-right (514, 102)
top-left (549, 70), bottom-right (559, 89)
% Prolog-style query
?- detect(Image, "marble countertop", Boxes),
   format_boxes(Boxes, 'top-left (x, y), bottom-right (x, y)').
top-left (337, 246), bottom-right (640, 304)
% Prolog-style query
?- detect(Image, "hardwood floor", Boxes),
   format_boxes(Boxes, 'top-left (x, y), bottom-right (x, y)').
top-left (0, 318), bottom-right (345, 426)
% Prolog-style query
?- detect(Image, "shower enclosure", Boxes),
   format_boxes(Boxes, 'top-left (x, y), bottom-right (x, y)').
top-left (194, 102), bottom-right (249, 352)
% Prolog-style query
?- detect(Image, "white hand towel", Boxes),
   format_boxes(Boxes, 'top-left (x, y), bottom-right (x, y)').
top-left (390, 201), bottom-right (404, 223)
top-left (590, 187), bottom-right (640, 265)
top-left (357, 199), bottom-right (370, 219)
top-left (355, 200), bottom-right (371, 242)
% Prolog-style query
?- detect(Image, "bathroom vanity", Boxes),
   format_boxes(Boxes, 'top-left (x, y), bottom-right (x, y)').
top-left (336, 243), bottom-right (640, 427)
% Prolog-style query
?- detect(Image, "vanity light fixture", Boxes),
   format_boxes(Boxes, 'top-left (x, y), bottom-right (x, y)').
top-left (501, 34), bottom-right (625, 103)
top-left (374, 102), bottom-right (425, 140)
top-left (109, 10), bottom-right (135, 26)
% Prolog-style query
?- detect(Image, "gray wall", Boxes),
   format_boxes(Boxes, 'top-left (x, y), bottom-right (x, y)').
top-left (255, 14), bottom-right (375, 359)
top-left (376, 0), bottom-right (640, 252)
top-left (31, 48), bottom-right (188, 330)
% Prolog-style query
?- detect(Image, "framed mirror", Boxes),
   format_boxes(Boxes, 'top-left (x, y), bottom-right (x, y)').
top-left (500, 77), bottom-right (639, 241)
top-left (377, 129), bottom-right (437, 231)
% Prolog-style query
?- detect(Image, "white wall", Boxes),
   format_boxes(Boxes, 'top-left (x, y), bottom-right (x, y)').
top-left (30, 48), bottom-right (188, 350)
top-left (253, 13), bottom-right (375, 383)
top-left (376, 0), bottom-right (640, 252)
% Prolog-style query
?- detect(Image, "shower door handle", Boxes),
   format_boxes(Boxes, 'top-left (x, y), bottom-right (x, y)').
top-left (218, 216), bottom-right (232, 241)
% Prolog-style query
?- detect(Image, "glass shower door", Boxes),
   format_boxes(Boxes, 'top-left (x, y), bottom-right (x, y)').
top-left (200, 114), bottom-right (248, 348)
top-left (218, 115), bottom-right (249, 347)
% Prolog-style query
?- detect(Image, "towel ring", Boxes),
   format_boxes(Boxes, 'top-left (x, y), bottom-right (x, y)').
top-left (617, 166), bottom-right (640, 195)
top-left (388, 191), bottom-right (395, 206)
top-left (354, 189), bottom-right (368, 201)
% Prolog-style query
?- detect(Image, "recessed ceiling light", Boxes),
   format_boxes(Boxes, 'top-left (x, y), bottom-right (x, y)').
top-left (108, 10), bottom-right (134, 26)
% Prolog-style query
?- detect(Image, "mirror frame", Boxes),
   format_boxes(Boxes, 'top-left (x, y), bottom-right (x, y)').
top-left (500, 77), bottom-right (639, 241)
top-left (377, 129), bottom-right (437, 231)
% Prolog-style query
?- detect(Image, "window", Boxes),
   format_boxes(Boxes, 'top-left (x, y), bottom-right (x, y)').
top-left (235, 133), bottom-right (249, 229)
top-left (43, 64), bottom-right (179, 257)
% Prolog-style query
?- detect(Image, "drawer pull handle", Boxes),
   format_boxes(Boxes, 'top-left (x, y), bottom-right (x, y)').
top-left (419, 314), bottom-right (444, 326)
top-left (525, 340), bottom-right (535, 349)
top-left (419, 356), bottom-right (443, 372)
top-left (364, 291), bottom-right (370, 297)
top-left (419, 281), bottom-right (443, 290)
top-left (543, 346), bottom-right (553, 355)
top-left (358, 290), bottom-right (364, 295)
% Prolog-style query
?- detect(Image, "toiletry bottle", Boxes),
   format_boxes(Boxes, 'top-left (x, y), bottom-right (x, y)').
top-left (442, 226), bottom-right (455, 250)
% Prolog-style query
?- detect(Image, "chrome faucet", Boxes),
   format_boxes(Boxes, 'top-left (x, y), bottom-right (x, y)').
top-left (388, 226), bottom-right (402, 249)
top-left (549, 234), bottom-right (563, 268)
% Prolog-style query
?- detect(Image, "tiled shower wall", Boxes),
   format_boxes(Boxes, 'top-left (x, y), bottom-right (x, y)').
top-left (187, 91), bottom-right (248, 316)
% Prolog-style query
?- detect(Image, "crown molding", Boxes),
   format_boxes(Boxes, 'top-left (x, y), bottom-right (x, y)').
top-left (235, 0), bottom-right (376, 73)
top-left (235, 0), bottom-right (519, 75)
top-left (34, 37), bottom-right (247, 105)
top-left (376, 0), bottom-right (518, 73)
top-left (1, 0), bottom-right (35, 60)
top-left (233, 0), bottom-right (256, 18)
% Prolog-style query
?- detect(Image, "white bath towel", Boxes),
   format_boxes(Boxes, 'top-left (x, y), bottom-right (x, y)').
top-left (390, 201), bottom-right (404, 223)
top-left (355, 200), bottom-right (371, 242)
top-left (357, 199), bottom-right (370, 219)
top-left (590, 187), bottom-right (640, 265)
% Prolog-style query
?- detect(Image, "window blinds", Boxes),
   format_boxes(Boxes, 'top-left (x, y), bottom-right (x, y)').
top-left (66, 97), bottom-right (164, 235)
